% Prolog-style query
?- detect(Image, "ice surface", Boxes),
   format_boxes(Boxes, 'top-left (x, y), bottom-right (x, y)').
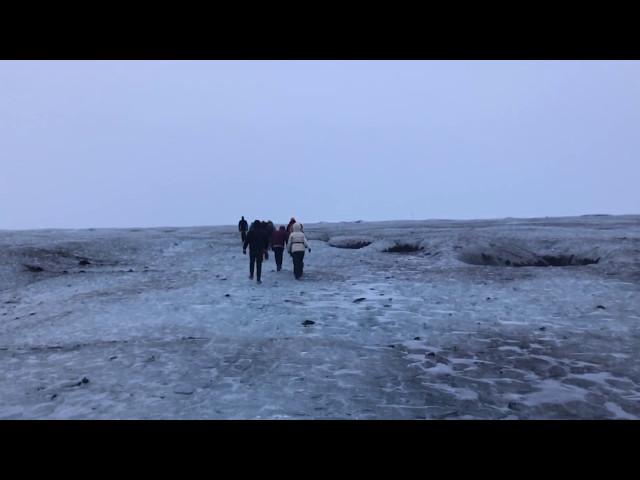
top-left (1, 215), bottom-right (639, 419)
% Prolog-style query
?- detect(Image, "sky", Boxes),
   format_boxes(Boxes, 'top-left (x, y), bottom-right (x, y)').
top-left (1, 60), bottom-right (638, 230)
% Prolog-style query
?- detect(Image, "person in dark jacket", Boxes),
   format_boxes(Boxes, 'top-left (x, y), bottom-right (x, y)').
top-left (258, 221), bottom-right (269, 261)
top-left (266, 221), bottom-right (275, 239)
top-left (271, 225), bottom-right (289, 271)
top-left (243, 220), bottom-right (269, 283)
top-left (264, 221), bottom-right (275, 260)
top-left (238, 216), bottom-right (248, 243)
top-left (286, 217), bottom-right (297, 235)
top-left (287, 217), bottom-right (304, 234)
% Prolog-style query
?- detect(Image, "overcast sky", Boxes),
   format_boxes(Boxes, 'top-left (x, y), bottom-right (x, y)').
top-left (1, 60), bottom-right (638, 230)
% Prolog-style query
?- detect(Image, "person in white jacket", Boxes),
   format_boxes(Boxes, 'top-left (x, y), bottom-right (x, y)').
top-left (286, 223), bottom-right (311, 279)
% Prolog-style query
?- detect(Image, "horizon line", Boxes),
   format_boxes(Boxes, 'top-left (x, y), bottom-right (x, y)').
top-left (1, 212), bottom-right (639, 233)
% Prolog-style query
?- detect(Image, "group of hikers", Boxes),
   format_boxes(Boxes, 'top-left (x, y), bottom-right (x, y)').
top-left (238, 216), bottom-right (311, 283)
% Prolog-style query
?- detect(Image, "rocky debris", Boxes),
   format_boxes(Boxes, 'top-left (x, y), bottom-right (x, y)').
top-left (24, 264), bottom-right (44, 273)
top-left (50, 394), bottom-right (57, 400)
top-left (539, 326), bottom-right (547, 331)
top-left (302, 320), bottom-right (315, 326)
top-left (71, 377), bottom-right (90, 387)
top-left (173, 389), bottom-right (194, 395)
top-left (328, 237), bottom-right (372, 249)
top-left (434, 354), bottom-right (450, 365)
top-left (537, 255), bottom-right (600, 267)
top-left (458, 243), bottom-right (601, 267)
top-left (596, 305), bottom-right (606, 310)
top-left (284, 299), bottom-right (304, 305)
top-left (224, 294), bottom-right (231, 297)
top-left (508, 402), bottom-right (523, 411)
top-left (548, 365), bottom-right (567, 378)
top-left (414, 337), bottom-right (421, 341)
top-left (435, 410), bottom-right (459, 419)
top-left (353, 298), bottom-right (366, 303)
top-left (109, 356), bottom-right (117, 360)
top-left (78, 259), bottom-right (91, 266)
top-left (384, 243), bottom-right (424, 253)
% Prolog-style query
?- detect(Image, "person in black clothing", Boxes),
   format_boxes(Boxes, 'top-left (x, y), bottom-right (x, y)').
top-left (260, 221), bottom-right (270, 261)
top-left (264, 220), bottom-right (275, 260)
top-left (243, 220), bottom-right (269, 283)
top-left (238, 216), bottom-right (248, 243)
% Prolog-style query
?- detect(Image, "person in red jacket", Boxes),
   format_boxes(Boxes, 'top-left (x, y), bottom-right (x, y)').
top-left (270, 226), bottom-right (289, 271)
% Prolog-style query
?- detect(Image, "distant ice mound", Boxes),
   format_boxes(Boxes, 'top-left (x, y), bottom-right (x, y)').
top-left (457, 242), bottom-right (601, 267)
top-left (305, 231), bottom-right (329, 242)
top-left (328, 236), bottom-right (372, 249)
